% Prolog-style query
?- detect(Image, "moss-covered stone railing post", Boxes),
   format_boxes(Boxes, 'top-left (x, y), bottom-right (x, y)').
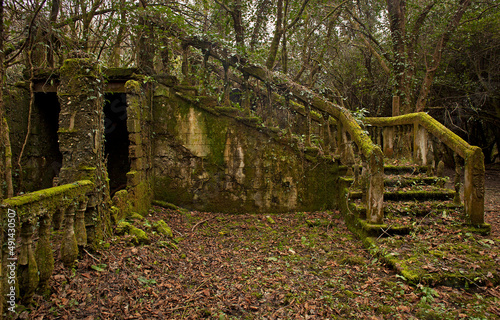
top-left (413, 123), bottom-right (429, 165)
top-left (464, 147), bottom-right (485, 224)
top-left (85, 193), bottom-right (98, 246)
top-left (0, 180), bottom-right (94, 307)
top-left (61, 202), bottom-right (78, 267)
top-left (35, 211), bottom-right (54, 293)
top-left (75, 197), bottom-right (88, 246)
top-left (383, 126), bottom-right (395, 158)
top-left (18, 220), bottom-right (39, 304)
top-left (365, 113), bottom-right (486, 225)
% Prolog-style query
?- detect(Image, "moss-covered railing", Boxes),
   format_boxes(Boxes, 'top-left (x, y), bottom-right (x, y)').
top-left (171, 36), bottom-right (385, 224)
top-left (0, 180), bottom-right (95, 307)
top-left (365, 112), bottom-right (485, 225)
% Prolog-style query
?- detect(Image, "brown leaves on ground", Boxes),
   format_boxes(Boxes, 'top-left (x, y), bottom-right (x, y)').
top-left (26, 209), bottom-right (499, 319)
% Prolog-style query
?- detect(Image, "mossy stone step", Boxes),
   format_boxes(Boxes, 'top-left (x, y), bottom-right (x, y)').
top-left (384, 176), bottom-right (445, 187)
top-left (349, 189), bottom-right (456, 201)
top-left (348, 215), bottom-right (411, 237)
top-left (339, 164), bottom-right (430, 176)
top-left (383, 165), bottom-right (431, 175)
top-left (340, 176), bottom-right (445, 187)
top-left (384, 201), bottom-right (462, 217)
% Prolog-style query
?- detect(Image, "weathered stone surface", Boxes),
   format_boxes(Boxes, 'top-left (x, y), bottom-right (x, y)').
top-left (152, 86), bottom-right (338, 213)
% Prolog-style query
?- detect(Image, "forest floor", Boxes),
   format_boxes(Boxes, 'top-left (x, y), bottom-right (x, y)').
top-left (23, 165), bottom-right (500, 320)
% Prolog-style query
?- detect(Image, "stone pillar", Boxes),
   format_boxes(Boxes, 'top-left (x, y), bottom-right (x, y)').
top-left (57, 58), bottom-right (108, 244)
top-left (382, 127), bottom-right (394, 158)
top-left (124, 80), bottom-right (152, 215)
top-left (392, 96), bottom-right (400, 116)
top-left (413, 123), bottom-right (428, 165)
top-left (366, 148), bottom-right (384, 224)
top-left (464, 147), bottom-right (485, 224)
top-left (57, 58), bottom-right (105, 184)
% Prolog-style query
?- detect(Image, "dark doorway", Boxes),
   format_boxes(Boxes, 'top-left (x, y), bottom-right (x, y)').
top-left (34, 92), bottom-right (62, 190)
top-left (104, 93), bottom-right (130, 193)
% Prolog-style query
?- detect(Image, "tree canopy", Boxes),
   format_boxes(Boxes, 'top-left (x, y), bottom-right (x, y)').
top-left (0, 0), bottom-right (499, 162)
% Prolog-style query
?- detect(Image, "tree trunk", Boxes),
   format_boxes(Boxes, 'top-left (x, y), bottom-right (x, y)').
top-left (415, 0), bottom-right (471, 111)
top-left (136, 0), bottom-right (155, 74)
top-left (265, 0), bottom-right (283, 70)
top-left (250, 0), bottom-right (272, 51)
top-left (387, 0), bottom-right (410, 113)
top-left (231, 0), bottom-right (245, 50)
top-left (110, 0), bottom-right (127, 67)
top-left (47, 0), bottom-right (60, 67)
top-left (0, 0), bottom-right (12, 198)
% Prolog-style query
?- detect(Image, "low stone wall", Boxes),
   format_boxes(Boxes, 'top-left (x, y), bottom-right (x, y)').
top-left (152, 84), bottom-right (340, 213)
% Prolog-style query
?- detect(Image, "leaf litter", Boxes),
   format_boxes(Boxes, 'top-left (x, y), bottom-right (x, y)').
top-left (25, 206), bottom-right (500, 319)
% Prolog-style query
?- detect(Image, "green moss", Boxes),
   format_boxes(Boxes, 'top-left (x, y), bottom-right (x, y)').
top-left (2, 180), bottom-right (94, 219)
top-left (129, 225), bottom-right (150, 244)
top-left (365, 112), bottom-right (473, 157)
top-left (152, 200), bottom-right (183, 211)
top-left (310, 110), bottom-right (322, 121)
top-left (115, 220), bottom-right (131, 235)
top-left (128, 212), bottom-right (144, 221)
top-left (103, 67), bottom-right (138, 78)
top-left (125, 80), bottom-right (142, 95)
top-left (60, 58), bottom-right (101, 78)
top-left (154, 220), bottom-right (173, 237)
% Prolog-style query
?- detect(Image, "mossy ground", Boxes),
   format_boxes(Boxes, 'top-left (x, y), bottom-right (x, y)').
top-left (28, 208), bottom-right (499, 319)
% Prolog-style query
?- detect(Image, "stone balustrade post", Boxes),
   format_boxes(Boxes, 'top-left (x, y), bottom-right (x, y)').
top-left (464, 147), bottom-right (485, 224)
top-left (75, 197), bottom-right (88, 246)
top-left (367, 148), bottom-right (384, 224)
top-left (35, 211), bottom-right (54, 292)
top-left (18, 220), bottom-right (39, 304)
top-left (414, 123), bottom-right (428, 165)
top-left (60, 203), bottom-right (78, 267)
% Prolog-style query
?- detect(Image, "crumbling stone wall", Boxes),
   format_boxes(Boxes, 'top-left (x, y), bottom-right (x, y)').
top-left (152, 84), bottom-right (339, 213)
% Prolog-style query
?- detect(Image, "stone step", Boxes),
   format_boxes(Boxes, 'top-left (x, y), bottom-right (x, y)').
top-left (384, 176), bottom-right (446, 187)
top-left (349, 189), bottom-right (456, 201)
top-left (340, 176), bottom-right (446, 187)
top-left (349, 200), bottom-right (462, 218)
top-left (339, 164), bottom-right (431, 176)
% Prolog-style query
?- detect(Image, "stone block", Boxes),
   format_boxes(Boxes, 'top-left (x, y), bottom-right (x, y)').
top-left (127, 170), bottom-right (142, 187)
top-left (130, 157), bottom-right (144, 171)
top-left (129, 133), bottom-right (142, 145)
top-left (129, 145), bottom-right (143, 159)
top-left (127, 118), bottom-right (141, 133)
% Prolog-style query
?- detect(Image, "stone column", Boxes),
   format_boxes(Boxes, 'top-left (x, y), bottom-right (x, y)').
top-left (413, 123), bottom-right (428, 165)
top-left (57, 58), bottom-right (108, 245)
top-left (464, 147), bottom-right (485, 225)
top-left (57, 58), bottom-right (105, 184)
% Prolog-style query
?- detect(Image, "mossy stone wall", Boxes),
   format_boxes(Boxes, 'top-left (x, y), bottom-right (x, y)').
top-left (4, 85), bottom-right (61, 193)
top-left (152, 84), bottom-right (339, 213)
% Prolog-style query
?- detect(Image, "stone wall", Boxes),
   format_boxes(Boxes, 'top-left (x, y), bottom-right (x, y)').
top-left (152, 84), bottom-right (340, 213)
top-left (4, 86), bottom-right (61, 193)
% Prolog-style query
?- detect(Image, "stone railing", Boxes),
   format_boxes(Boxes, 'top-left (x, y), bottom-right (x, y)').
top-left (1, 180), bottom-right (95, 308)
top-left (365, 112), bottom-right (485, 225)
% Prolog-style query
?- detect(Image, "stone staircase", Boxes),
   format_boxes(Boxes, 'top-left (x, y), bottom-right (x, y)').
top-left (340, 162), bottom-right (464, 237)
top-left (339, 161), bottom-right (499, 286)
